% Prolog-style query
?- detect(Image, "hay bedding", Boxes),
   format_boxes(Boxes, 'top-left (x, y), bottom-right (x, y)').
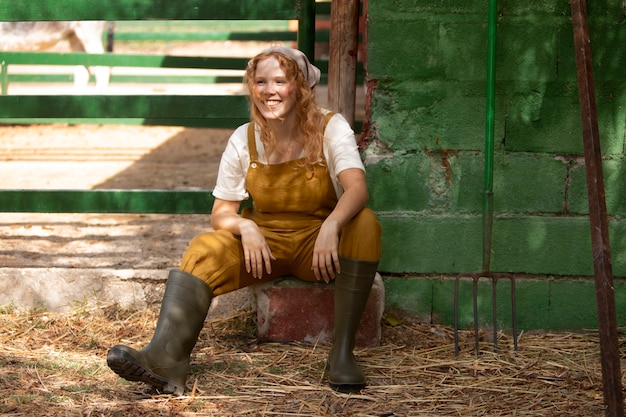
top-left (0, 303), bottom-right (614, 417)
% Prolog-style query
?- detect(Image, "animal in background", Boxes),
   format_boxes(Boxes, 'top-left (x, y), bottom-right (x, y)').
top-left (0, 21), bottom-right (111, 91)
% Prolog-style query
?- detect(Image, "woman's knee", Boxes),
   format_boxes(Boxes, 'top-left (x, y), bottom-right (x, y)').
top-left (179, 230), bottom-right (240, 275)
top-left (347, 208), bottom-right (381, 238)
top-left (338, 208), bottom-right (382, 261)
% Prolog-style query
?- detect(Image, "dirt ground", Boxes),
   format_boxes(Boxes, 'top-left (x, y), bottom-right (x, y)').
top-left (0, 302), bottom-right (615, 417)
top-left (0, 124), bottom-right (229, 191)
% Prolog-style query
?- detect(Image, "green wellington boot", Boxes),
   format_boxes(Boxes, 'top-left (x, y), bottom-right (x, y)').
top-left (107, 269), bottom-right (213, 395)
top-left (327, 256), bottom-right (378, 392)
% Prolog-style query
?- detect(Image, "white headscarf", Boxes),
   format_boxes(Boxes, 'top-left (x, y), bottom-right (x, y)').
top-left (253, 46), bottom-right (321, 88)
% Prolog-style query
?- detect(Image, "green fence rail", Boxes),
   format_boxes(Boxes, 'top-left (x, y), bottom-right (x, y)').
top-left (0, 0), bottom-right (312, 22)
top-left (0, 94), bottom-right (250, 127)
top-left (0, 52), bottom-right (254, 94)
top-left (0, 51), bottom-right (333, 94)
top-left (0, 190), bottom-right (217, 214)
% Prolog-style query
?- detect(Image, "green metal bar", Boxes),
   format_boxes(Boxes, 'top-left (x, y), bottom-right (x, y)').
top-left (0, 95), bottom-right (251, 128)
top-left (482, 0), bottom-right (497, 273)
top-left (6, 74), bottom-right (242, 85)
top-left (0, 118), bottom-right (247, 128)
top-left (0, 0), bottom-right (303, 21)
top-left (0, 52), bottom-right (249, 70)
top-left (298, 0), bottom-right (316, 60)
top-left (0, 95), bottom-right (249, 120)
top-left (112, 20), bottom-right (290, 31)
top-left (7, 74), bottom-right (73, 84)
top-left (0, 190), bottom-right (215, 214)
top-left (112, 30), bottom-right (296, 42)
top-left (1, 59), bottom-right (7, 95)
top-left (316, 1), bottom-right (331, 15)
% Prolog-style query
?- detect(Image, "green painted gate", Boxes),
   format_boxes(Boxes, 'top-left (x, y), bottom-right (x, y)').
top-left (0, 0), bottom-right (316, 214)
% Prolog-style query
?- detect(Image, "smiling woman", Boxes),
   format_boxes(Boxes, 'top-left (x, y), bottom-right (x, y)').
top-left (107, 46), bottom-right (382, 395)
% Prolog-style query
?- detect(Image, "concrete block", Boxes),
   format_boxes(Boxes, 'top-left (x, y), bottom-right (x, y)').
top-left (569, 158), bottom-right (626, 216)
top-left (384, 276), bottom-right (433, 322)
top-left (0, 267), bottom-right (252, 319)
top-left (0, 267), bottom-right (164, 312)
top-left (378, 214), bottom-right (482, 273)
top-left (493, 152), bottom-right (567, 213)
top-left (491, 215), bottom-right (593, 275)
top-left (548, 279), bottom-right (597, 330)
top-left (253, 274), bottom-right (385, 348)
top-left (367, 154), bottom-right (431, 212)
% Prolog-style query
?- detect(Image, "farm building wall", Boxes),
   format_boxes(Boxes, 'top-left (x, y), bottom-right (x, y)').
top-left (364, 0), bottom-right (626, 330)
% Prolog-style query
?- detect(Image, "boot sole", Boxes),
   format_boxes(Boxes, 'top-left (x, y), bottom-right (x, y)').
top-left (107, 347), bottom-right (182, 395)
top-left (329, 381), bottom-right (366, 393)
top-left (326, 361), bottom-right (366, 393)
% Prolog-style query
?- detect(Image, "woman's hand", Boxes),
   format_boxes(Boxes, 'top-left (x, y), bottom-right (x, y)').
top-left (311, 168), bottom-right (369, 282)
top-left (211, 198), bottom-right (275, 279)
top-left (312, 219), bottom-right (340, 283)
top-left (239, 220), bottom-right (275, 279)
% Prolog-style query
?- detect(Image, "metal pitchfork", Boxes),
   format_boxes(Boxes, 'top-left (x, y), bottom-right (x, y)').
top-left (453, 272), bottom-right (518, 355)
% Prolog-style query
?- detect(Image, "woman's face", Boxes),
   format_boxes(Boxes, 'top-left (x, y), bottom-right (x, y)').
top-left (251, 56), bottom-right (297, 122)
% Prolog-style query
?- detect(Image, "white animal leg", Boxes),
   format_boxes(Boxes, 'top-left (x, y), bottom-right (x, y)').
top-left (73, 65), bottom-right (90, 90)
top-left (69, 21), bottom-right (109, 91)
top-left (94, 66), bottom-right (111, 92)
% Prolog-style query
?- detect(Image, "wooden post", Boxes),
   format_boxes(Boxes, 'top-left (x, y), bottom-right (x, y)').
top-left (327, 0), bottom-right (359, 127)
top-left (570, 1), bottom-right (624, 415)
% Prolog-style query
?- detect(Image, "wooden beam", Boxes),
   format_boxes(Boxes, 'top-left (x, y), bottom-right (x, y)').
top-left (327, 0), bottom-right (359, 127)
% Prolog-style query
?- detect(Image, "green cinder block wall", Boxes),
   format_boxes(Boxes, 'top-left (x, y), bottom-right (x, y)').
top-left (364, 0), bottom-right (626, 330)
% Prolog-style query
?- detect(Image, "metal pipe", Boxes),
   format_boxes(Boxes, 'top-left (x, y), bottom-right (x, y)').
top-left (483, 0), bottom-right (497, 273)
top-left (570, 0), bottom-right (624, 415)
top-left (297, 0), bottom-right (316, 61)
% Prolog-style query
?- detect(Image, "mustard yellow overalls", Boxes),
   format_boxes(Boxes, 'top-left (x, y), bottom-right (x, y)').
top-left (179, 116), bottom-right (382, 296)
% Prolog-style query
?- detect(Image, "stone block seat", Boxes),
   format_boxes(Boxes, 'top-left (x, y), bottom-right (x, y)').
top-left (252, 273), bottom-right (385, 348)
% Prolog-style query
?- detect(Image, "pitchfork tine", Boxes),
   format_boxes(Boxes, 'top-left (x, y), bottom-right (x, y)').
top-left (473, 276), bottom-right (480, 354)
top-left (492, 276), bottom-right (498, 351)
top-left (510, 276), bottom-right (518, 351)
top-left (453, 273), bottom-right (518, 356)
top-left (454, 276), bottom-right (461, 356)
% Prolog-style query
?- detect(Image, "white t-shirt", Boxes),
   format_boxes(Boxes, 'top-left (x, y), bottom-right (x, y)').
top-left (213, 111), bottom-right (364, 202)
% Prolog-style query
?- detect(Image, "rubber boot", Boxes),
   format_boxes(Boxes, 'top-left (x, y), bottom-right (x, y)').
top-left (107, 269), bottom-right (213, 395)
top-left (327, 256), bottom-right (378, 392)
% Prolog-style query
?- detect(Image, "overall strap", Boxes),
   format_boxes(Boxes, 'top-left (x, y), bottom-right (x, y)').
top-left (324, 112), bottom-right (335, 129)
top-left (246, 123), bottom-right (259, 161)
top-left (321, 112), bottom-right (335, 154)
